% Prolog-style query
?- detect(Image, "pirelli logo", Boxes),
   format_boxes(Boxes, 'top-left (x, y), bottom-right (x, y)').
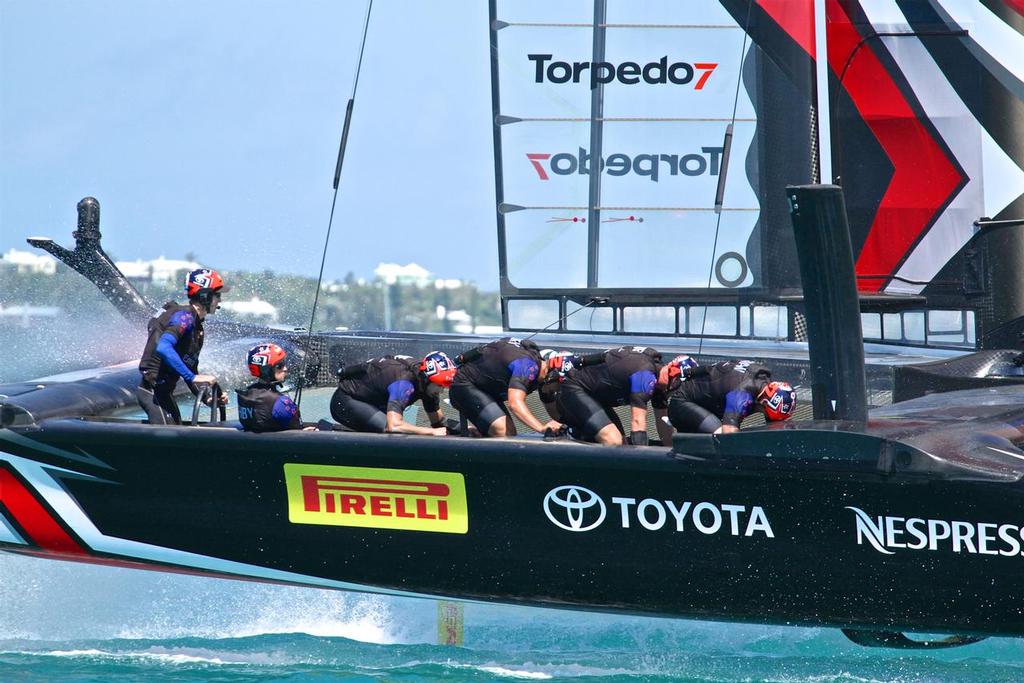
top-left (284, 464), bottom-right (468, 534)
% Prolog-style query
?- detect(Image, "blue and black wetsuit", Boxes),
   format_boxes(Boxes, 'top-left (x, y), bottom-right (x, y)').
top-left (448, 338), bottom-right (542, 433)
top-left (667, 360), bottom-right (772, 433)
top-left (137, 302), bottom-right (205, 424)
top-left (556, 346), bottom-right (663, 442)
top-left (237, 383), bottom-right (302, 432)
top-left (331, 356), bottom-right (442, 433)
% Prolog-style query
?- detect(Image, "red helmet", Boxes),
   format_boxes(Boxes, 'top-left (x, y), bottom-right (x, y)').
top-left (759, 381), bottom-right (796, 421)
top-left (659, 354), bottom-right (698, 387)
top-left (420, 351), bottom-right (457, 388)
top-left (185, 268), bottom-right (226, 299)
top-left (541, 350), bottom-right (576, 381)
top-left (247, 343), bottom-right (288, 381)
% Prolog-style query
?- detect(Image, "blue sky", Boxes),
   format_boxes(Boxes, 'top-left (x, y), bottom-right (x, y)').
top-left (0, 1), bottom-right (499, 287)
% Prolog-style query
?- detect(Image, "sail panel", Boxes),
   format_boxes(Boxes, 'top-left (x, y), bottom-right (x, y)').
top-left (504, 209), bottom-right (588, 289)
top-left (493, 1), bottom-right (768, 295)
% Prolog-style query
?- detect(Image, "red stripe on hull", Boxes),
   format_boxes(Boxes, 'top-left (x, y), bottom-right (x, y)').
top-left (0, 469), bottom-right (88, 555)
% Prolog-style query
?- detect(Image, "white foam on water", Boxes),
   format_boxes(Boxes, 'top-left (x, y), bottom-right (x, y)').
top-left (456, 660), bottom-right (636, 680)
top-left (12, 646), bottom-right (287, 666)
top-left (0, 554), bottom-right (418, 644)
top-left (112, 582), bottom-right (402, 643)
top-left (477, 665), bottom-right (553, 679)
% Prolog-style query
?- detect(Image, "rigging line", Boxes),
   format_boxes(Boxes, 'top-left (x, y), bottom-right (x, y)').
top-left (500, 22), bottom-right (742, 30)
top-left (501, 205), bottom-right (760, 212)
top-left (520, 297), bottom-right (608, 343)
top-left (697, 0), bottom-right (752, 361)
top-left (296, 0), bottom-right (374, 409)
top-left (501, 116), bottom-right (757, 123)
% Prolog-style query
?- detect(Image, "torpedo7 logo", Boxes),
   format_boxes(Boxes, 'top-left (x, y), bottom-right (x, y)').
top-left (527, 147), bottom-right (724, 182)
top-left (530, 55), bottom-right (717, 90)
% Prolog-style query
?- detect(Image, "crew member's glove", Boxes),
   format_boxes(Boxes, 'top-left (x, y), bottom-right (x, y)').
top-left (628, 431), bottom-right (649, 447)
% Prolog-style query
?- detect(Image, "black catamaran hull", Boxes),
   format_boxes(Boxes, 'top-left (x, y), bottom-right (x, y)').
top-left (3, 418), bottom-right (1023, 638)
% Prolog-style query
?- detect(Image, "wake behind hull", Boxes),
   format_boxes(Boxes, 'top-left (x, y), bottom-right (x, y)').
top-left (2, 418), bottom-right (1023, 637)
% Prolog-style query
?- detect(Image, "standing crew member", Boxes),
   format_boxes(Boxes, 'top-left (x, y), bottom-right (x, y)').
top-left (449, 337), bottom-right (562, 437)
top-left (556, 346), bottom-right (683, 446)
top-left (237, 343), bottom-right (311, 432)
top-left (137, 268), bottom-right (228, 425)
top-left (330, 352), bottom-right (453, 435)
top-left (667, 359), bottom-right (796, 434)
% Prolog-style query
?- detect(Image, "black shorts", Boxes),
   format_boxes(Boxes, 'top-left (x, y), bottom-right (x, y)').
top-left (137, 384), bottom-right (182, 425)
top-left (556, 385), bottom-right (622, 442)
top-left (667, 398), bottom-right (722, 434)
top-left (330, 390), bottom-right (387, 433)
top-left (448, 383), bottom-right (511, 434)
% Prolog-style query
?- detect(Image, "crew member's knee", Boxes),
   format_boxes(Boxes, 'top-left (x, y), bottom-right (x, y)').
top-left (594, 424), bottom-right (623, 446)
top-left (487, 416), bottom-right (510, 437)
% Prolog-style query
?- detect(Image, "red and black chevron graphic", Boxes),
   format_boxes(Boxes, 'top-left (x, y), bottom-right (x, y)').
top-left (0, 462), bottom-right (287, 579)
top-left (719, 0), bottom-right (967, 293)
top-left (0, 465), bottom-right (89, 557)
top-left (829, 0), bottom-right (965, 292)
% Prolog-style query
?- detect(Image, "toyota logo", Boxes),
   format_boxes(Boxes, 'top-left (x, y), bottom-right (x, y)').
top-left (543, 485), bottom-right (606, 532)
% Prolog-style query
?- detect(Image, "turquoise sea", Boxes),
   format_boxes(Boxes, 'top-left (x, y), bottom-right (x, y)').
top-left (3, 552), bottom-right (1024, 683)
top-left (5, 550), bottom-right (1024, 683)
top-left (5, 319), bottom-right (1024, 681)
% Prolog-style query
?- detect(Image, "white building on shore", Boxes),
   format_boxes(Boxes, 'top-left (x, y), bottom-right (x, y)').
top-left (218, 296), bottom-right (278, 324)
top-left (374, 262), bottom-right (433, 287)
top-left (115, 256), bottom-right (203, 285)
top-left (1, 248), bottom-right (57, 275)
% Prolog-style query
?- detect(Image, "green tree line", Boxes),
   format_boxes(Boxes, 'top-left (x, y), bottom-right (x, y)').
top-left (0, 264), bottom-right (501, 333)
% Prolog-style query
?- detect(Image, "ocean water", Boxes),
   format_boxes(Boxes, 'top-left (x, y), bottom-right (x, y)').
top-left (5, 321), bottom-right (1024, 681)
top-left (4, 551), bottom-right (1024, 683)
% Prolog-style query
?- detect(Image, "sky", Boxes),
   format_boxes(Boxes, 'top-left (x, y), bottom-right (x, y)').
top-left (0, 1), bottom-right (499, 287)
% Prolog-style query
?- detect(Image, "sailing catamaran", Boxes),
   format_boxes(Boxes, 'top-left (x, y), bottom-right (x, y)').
top-left (3, 0), bottom-right (1024, 649)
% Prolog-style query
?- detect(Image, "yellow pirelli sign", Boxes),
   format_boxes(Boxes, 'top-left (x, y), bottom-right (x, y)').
top-left (284, 464), bottom-right (468, 534)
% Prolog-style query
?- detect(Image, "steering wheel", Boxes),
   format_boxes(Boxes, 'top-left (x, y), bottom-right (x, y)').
top-left (190, 383), bottom-right (227, 426)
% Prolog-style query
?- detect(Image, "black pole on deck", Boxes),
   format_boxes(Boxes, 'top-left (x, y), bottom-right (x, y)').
top-left (786, 184), bottom-right (868, 421)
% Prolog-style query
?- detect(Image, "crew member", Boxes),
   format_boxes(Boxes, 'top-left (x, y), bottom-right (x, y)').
top-left (666, 359), bottom-right (796, 434)
top-left (449, 337), bottom-right (562, 437)
top-left (137, 268), bottom-right (228, 425)
top-left (237, 343), bottom-right (311, 432)
top-left (330, 352), bottom-right (453, 435)
top-left (556, 346), bottom-right (685, 446)
top-left (537, 350), bottom-right (577, 421)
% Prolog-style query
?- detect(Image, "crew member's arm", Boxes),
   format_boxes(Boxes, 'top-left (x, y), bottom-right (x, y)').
top-left (155, 311), bottom-right (197, 383)
top-left (507, 387), bottom-right (560, 433)
top-left (650, 390), bottom-right (673, 444)
top-left (506, 357), bottom-right (561, 433)
top-left (539, 380), bottom-right (561, 421)
top-left (654, 408), bottom-right (674, 443)
top-left (629, 406), bottom-right (648, 435)
top-left (718, 389), bottom-right (754, 434)
top-left (627, 369), bottom-right (658, 443)
top-left (272, 395), bottom-right (308, 431)
top-left (384, 380), bottom-right (446, 436)
top-left (422, 384), bottom-right (445, 428)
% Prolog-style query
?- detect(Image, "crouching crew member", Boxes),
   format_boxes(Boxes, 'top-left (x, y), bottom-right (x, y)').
top-left (137, 268), bottom-right (228, 425)
top-left (330, 352), bottom-right (454, 435)
top-left (667, 359), bottom-right (796, 434)
top-left (537, 349), bottom-right (609, 422)
top-left (238, 343), bottom-right (310, 432)
top-left (537, 350), bottom-right (578, 421)
top-left (449, 337), bottom-right (561, 437)
top-left (556, 346), bottom-right (682, 446)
